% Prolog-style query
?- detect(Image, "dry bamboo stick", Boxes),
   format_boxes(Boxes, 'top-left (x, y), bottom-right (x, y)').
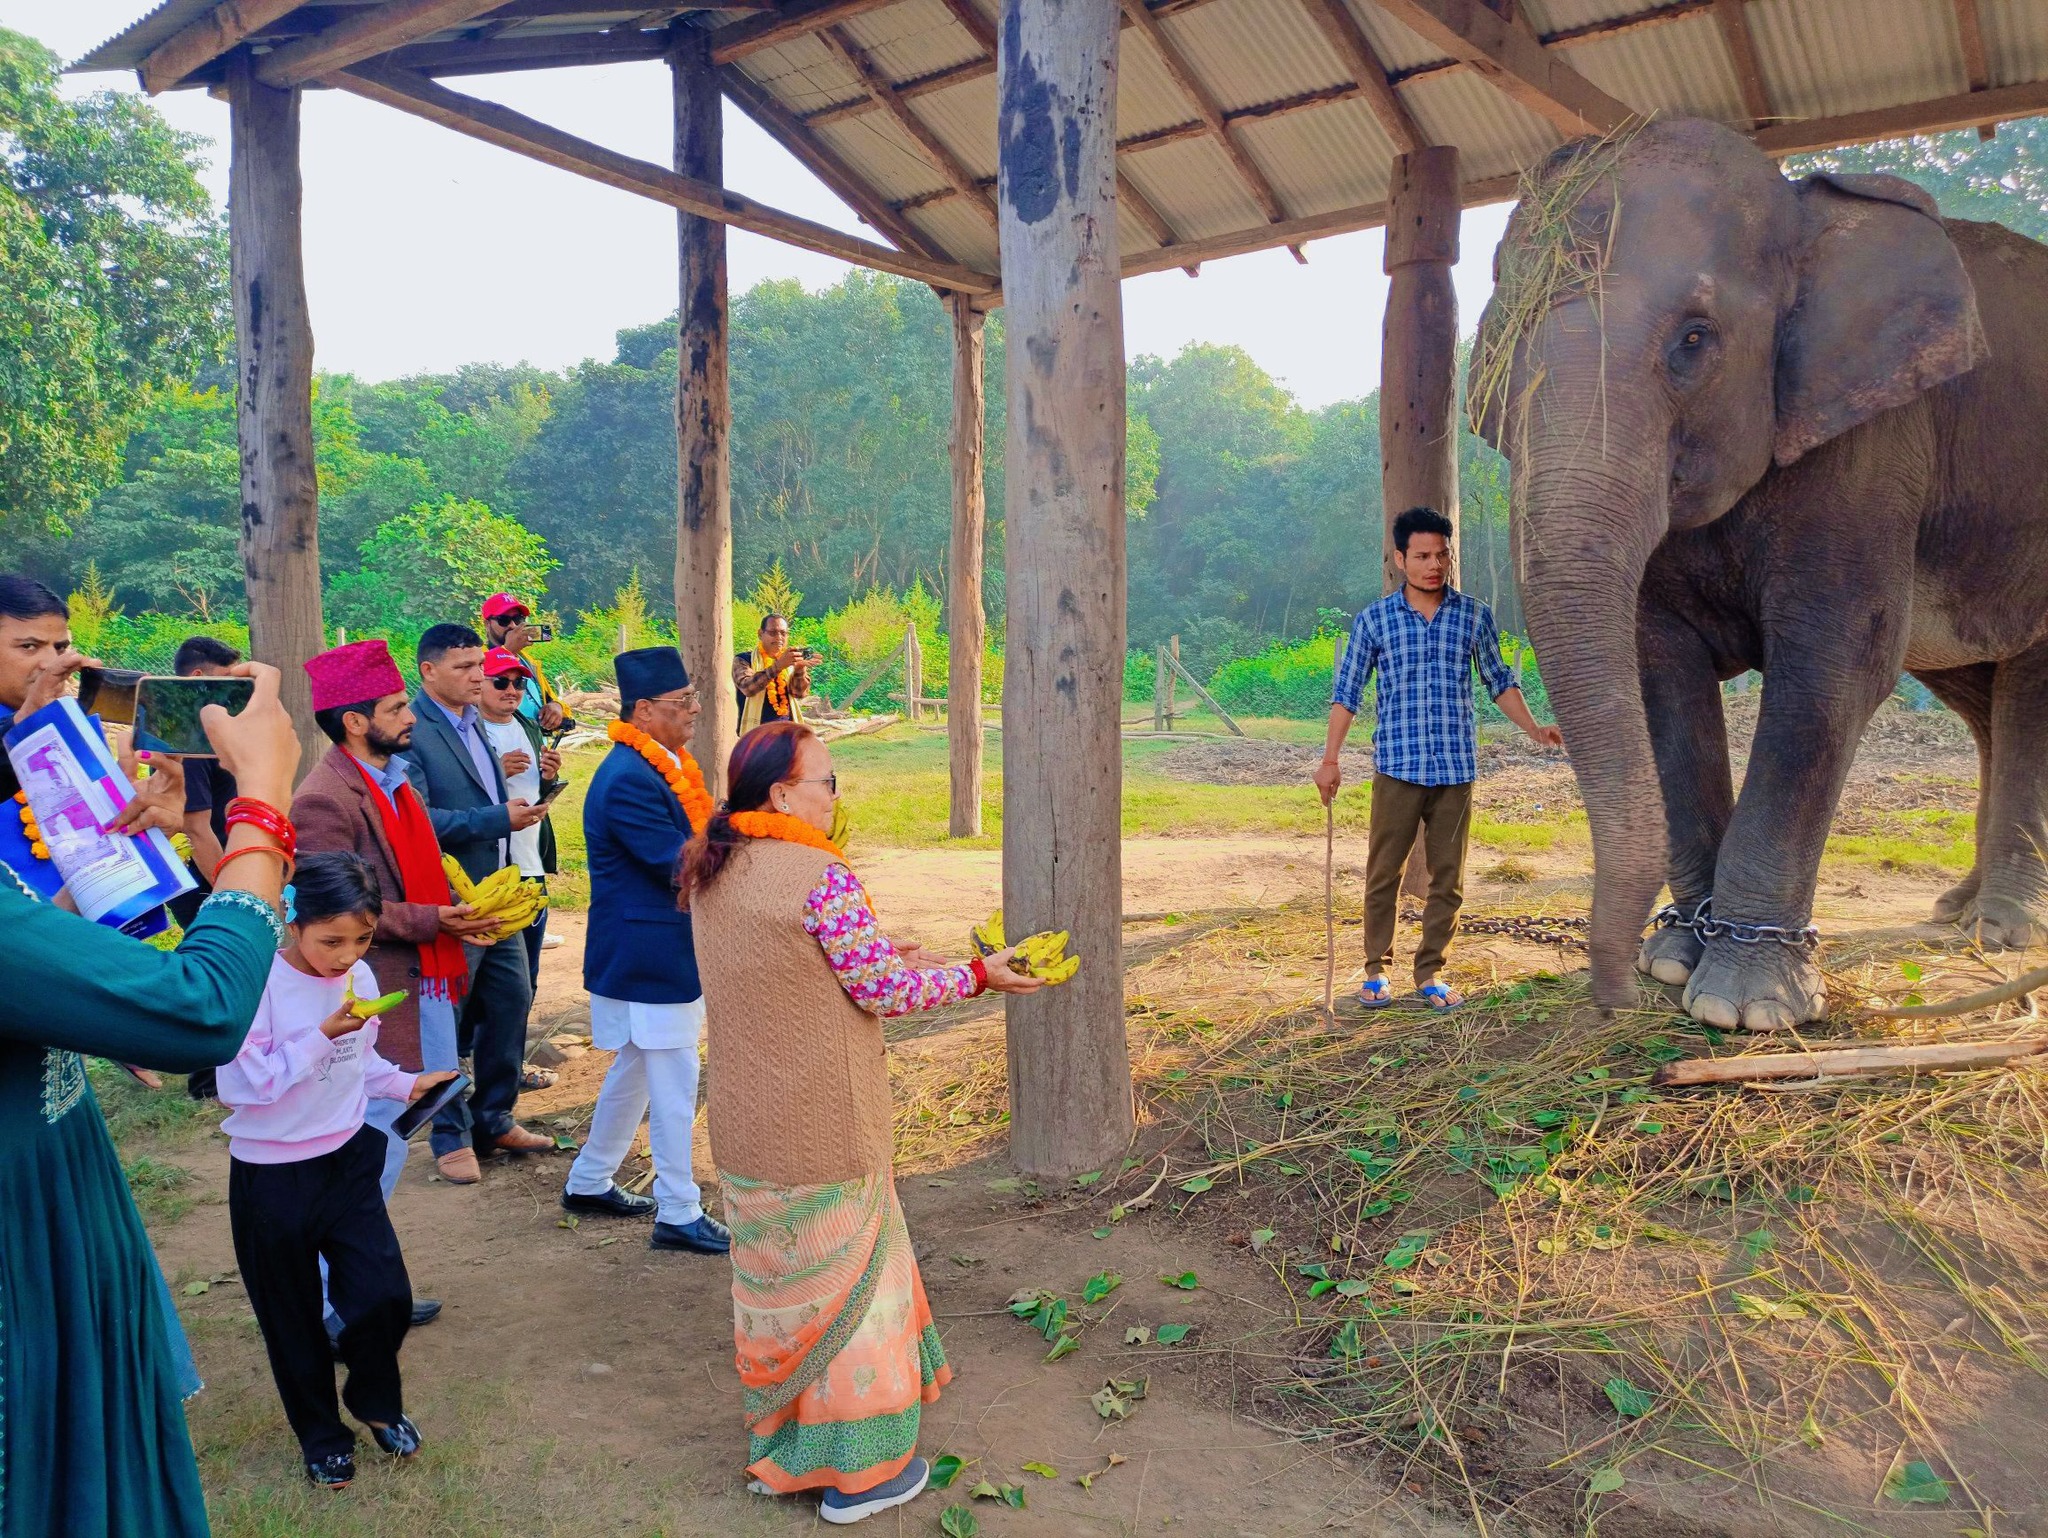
top-left (1654, 1038), bottom-right (2048, 1087)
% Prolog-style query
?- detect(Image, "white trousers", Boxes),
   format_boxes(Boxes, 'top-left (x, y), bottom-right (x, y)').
top-left (563, 1041), bottom-right (703, 1225)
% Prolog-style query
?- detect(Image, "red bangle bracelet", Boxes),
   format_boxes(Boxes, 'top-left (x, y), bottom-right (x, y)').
top-left (225, 798), bottom-right (297, 856)
top-left (213, 844), bottom-right (294, 885)
top-left (969, 955), bottom-right (989, 995)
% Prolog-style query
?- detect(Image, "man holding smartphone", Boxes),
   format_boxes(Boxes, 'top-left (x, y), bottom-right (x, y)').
top-left (479, 647), bottom-right (561, 991)
top-left (480, 593), bottom-right (566, 732)
top-left (732, 612), bottom-right (814, 732)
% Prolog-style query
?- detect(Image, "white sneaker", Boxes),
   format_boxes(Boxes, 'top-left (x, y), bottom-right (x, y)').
top-left (541, 932), bottom-right (566, 950)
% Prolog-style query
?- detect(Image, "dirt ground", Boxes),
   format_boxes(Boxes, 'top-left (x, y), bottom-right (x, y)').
top-left (146, 701), bottom-right (2030, 1537)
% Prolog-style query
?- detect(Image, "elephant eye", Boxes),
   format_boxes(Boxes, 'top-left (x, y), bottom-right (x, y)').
top-left (1680, 324), bottom-right (1707, 348)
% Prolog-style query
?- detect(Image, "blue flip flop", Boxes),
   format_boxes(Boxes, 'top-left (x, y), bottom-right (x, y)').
top-left (1417, 981), bottom-right (1465, 1012)
top-left (1356, 978), bottom-right (1394, 1008)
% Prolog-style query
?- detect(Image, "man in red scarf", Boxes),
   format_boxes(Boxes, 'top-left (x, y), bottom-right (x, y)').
top-left (293, 643), bottom-right (513, 1207)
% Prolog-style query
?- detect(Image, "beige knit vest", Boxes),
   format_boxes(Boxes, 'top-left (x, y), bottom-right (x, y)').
top-left (693, 837), bottom-right (895, 1186)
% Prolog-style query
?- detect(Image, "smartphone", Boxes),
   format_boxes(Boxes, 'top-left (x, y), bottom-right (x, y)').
top-left (78, 670), bottom-right (255, 757)
top-left (525, 623), bottom-right (555, 644)
top-left (537, 779), bottom-right (568, 807)
top-left (391, 1072), bottom-right (470, 1140)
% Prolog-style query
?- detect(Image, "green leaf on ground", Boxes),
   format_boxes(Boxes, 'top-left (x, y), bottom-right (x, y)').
top-left (1881, 1460), bottom-right (1951, 1505)
top-left (1124, 1325), bottom-right (1151, 1345)
top-left (1178, 1175), bottom-right (1213, 1194)
top-left (1604, 1377), bottom-right (1654, 1418)
top-left (1022, 1461), bottom-right (1058, 1478)
top-left (1082, 1270), bottom-right (1122, 1304)
top-left (1091, 1227), bottom-right (1112, 1239)
top-left (1160, 1270), bottom-right (1199, 1289)
top-left (1073, 1170), bottom-right (1103, 1186)
top-left (940, 1506), bottom-right (979, 1537)
top-left (1307, 1278), bottom-right (1336, 1298)
top-left (1588, 1468), bottom-right (1626, 1494)
top-left (1742, 1227), bottom-right (1776, 1259)
top-left (1335, 1279), bottom-right (1372, 1298)
top-left (1000, 1484), bottom-right (1027, 1509)
top-left (1899, 960), bottom-right (1924, 983)
top-left (1043, 1333), bottom-right (1080, 1362)
top-left (930, 1454), bottom-right (965, 1489)
top-left (1735, 1292), bottom-right (1808, 1323)
top-left (1382, 1234), bottom-right (1429, 1270)
top-left (1250, 1227), bottom-right (1277, 1250)
top-left (1329, 1319), bottom-right (1363, 1361)
top-left (180, 1279), bottom-right (209, 1297)
top-left (1537, 1236), bottom-right (1569, 1255)
top-left (969, 1481), bottom-right (1002, 1500)
top-left (557, 1215), bottom-right (579, 1230)
top-left (1154, 1324), bottom-right (1192, 1345)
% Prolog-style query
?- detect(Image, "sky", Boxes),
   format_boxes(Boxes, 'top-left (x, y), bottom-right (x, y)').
top-left (20, 1), bottom-right (1512, 410)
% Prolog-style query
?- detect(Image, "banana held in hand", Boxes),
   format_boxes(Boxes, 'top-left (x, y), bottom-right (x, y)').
top-left (1007, 929), bottom-right (1079, 984)
top-left (344, 980), bottom-right (409, 1020)
top-left (828, 799), bottom-right (851, 851)
top-left (969, 908), bottom-right (1006, 959)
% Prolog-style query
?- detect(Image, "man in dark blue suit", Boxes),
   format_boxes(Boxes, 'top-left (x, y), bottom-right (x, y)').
top-left (404, 623), bottom-right (560, 1183)
top-left (560, 647), bottom-right (728, 1254)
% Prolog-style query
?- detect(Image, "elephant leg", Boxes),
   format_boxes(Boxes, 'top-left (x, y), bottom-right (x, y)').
top-left (1635, 609), bottom-right (1736, 987)
top-left (1911, 662), bottom-right (1994, 923)
top-left (1685, 620), bottom-right (1907, 1033)
top-left (1967, 642), bottom-right (2048, 947)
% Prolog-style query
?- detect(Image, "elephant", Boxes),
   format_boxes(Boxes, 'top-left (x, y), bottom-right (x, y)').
top-left (1470, 117), bottom-right (2048, 1031)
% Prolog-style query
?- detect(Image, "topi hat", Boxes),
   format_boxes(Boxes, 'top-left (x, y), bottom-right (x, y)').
top-left (304, 639), bottom-right (405, 713)
top-left (615, 646), bottom-right (689, 704)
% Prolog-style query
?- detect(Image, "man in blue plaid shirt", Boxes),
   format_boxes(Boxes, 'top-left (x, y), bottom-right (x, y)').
top-left (1313, 508), bottom-right (1563, 1010)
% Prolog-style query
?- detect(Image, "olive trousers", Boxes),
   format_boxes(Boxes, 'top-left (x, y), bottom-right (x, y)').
top-left (1362, 773), bottom-right (1473, 988)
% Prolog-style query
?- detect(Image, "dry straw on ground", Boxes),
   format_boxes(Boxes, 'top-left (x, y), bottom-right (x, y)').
top-left (903, 899), bottom-right (2048, 1533)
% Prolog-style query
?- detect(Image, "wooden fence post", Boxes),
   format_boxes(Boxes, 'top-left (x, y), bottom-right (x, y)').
top-left (903, 623), bottom-right (923, 723)
top-left (1153, 644), bottom-right (1167, 733)
top-left (1166, 634), bottom-right (1179, 730)
top-left (946, 291), bottom-right (987, 836)
top-left (997, 0), bottom-right (1135, 1176)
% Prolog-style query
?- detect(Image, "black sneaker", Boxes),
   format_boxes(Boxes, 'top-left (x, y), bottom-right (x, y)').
top-left (305, 1451), bottom-right (355, 1489)
top-left (370, 1415), bottom-right (422, 1458)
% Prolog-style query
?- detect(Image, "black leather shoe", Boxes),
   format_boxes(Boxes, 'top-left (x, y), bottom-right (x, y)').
top-left (410, 1298), bottom-right (442, 1327)
top-left (650, 1215), bottom-right (732, 1254)
top-left (562, 1183), bottom-right (657, 1219)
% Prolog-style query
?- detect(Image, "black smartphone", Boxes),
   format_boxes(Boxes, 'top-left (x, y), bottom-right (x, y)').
top-left (537, 779), bottom-right (568, 806)
top-left (78, 669), bottom-right (255, 757)
top-left (533, 623), bottom-right (555, 643)
top-left (391, 1072), bottom-right (469, 1140)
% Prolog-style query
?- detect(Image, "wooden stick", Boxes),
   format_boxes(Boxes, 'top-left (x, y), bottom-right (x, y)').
top-left (1323, 800), bottom-right (1337, 1021)
top-left (1864, 962), bottom-right (2048, 1020)
top-left (1653, 1038), bottom-right (2048, 1087)
top-left (1167, 650), bottom-right (1244, 737)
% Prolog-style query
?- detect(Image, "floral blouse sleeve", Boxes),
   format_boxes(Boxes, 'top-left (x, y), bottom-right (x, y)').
top-left (803, 863), bottom-right (978, 1017)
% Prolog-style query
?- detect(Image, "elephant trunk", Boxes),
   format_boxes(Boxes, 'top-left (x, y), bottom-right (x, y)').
top-left (1516, 405), bottom-right (1670, 1010)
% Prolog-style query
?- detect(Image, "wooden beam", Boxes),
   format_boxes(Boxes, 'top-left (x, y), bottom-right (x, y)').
top-left (1120, 0), bottom-right (1289, 224)
top-left (672, 30), bottom-right (736, 794)
top-left (226, 52), bottom-right (328, 771)
top-left (803, 57), bottom-right (992, 125)
top-left (388, 29), bottom-right (675, 75)
top-left (254, 0), bottom-right (512, 87)
top-left (1300, 0), bottom-right (1422, 154)
top-left (716, 61), bottom-right (952, 263)
top-left (1711, 0), bottom-right (1770, 130)
top-left (946, 291), bottom-right (987, 837)
top-left (935, 0), bottom-right (998, 52)
top-left (998, 0), bottom-right (1135, 1175)
top-left (1953, 0), bottom-right (1997, 141)
top-left (710, 0), bottom-right (900, 64)
top-left (1369, 0), bottom-right (1634, 134)
top-left (818, 26), bottom-right (1000, 227)
top-left (1752, 78), bottom-right (2048, 156)
top-left (140, 0), bottom-right (302, 95)
top-left (1116, 169), bottom-right (1195, 270)
top-left (327, 65), bottom-right (998, 290)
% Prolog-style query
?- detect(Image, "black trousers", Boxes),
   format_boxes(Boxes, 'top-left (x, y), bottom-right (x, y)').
top-left (229, 1124), bottom-right (413, 1460)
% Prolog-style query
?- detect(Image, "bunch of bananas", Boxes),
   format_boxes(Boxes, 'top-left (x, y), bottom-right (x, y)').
top-left (966, 909), bottom-right (1081, 985)
top-left (442, 855), bottom-right (546, 943)
top-left (343, 980), bottom-right (409, 1020)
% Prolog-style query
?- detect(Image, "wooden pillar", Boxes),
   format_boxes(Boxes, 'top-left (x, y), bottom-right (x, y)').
top-left (671, 30), bottom-right (734, 791)
top-left (946, 292), bottom-right (987, 837)
top-left (1379, 145), bottom-right (1461, 898)
top-left (998, 0), bottom-right (1135, 1176)
top-left (227, 52), bottom-right (325, 771)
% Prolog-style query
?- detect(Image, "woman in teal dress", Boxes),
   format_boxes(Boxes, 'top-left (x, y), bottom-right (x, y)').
top-left (0, 659), bottom-right (300, 1538)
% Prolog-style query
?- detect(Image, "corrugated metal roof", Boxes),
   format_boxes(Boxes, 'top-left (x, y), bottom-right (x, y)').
top-left (67, 0), bottom-right (2048, 282)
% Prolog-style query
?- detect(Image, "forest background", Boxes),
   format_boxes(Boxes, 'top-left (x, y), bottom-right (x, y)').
top-left (7, 25), bottom-right (2042, 717)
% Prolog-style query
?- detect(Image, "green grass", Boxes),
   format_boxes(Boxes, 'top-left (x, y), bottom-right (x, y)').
top-left (87, 1061), bottom-right (216, 1143)
top-left (1826, 808), bottom-right (1975, 875)
top-left (123, 1155), bottom-right (197, 1225)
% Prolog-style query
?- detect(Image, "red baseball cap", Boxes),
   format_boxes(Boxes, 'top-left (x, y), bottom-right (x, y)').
top-left (482, 647), bottom-right (533, 680)
top-left (481, 593), bottom-right (530, 623)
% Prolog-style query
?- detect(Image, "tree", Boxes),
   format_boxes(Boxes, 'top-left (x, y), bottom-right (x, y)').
top-left (1791, 118), bottom-right (2048, 241)
top-left (0, 30), bottom-right (226, 531)
top-left (326, 496), bottom-right (558, 637)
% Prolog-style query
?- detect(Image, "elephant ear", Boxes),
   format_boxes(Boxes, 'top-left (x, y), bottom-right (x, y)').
top-left (1773, 171), bottom-right (1985, 466)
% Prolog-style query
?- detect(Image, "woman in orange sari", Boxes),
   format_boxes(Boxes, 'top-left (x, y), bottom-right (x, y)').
top-left (682, 721), bottom-right (1039, 1524)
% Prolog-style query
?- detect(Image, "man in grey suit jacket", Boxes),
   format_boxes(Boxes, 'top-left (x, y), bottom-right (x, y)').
top-left (405, 623), bottom-right (561, 1182)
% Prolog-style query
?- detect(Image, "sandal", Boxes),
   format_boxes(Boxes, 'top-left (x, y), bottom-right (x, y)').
top-left (519, 1066), bottom-right (559, 1091)
top-left (1356, 978), bottom-right (1394, 1009)
top-left (1417, 981), bottom-right (1465, 1012)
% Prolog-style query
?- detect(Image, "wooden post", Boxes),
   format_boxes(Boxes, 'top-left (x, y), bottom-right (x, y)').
top-left (671, 30), bottom-right (734, 792)
top-left (228, 52), bottom-right (326, 773)
top-left (1380, 144), bottom-right (1461, 898)
top-left (998, 0), bottom-right (1135, 1176)
top-left (903, 622), bottom-right (923, 723)
top-left (947, 292), bottom-right (987, 837)
top-left (1166, 634), bottom-right (1180, 730)
top-left (1153, 645), bottom-right (1167, 733)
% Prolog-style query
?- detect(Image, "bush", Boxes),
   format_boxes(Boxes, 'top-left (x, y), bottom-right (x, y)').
top-left (1210, 633), bottom-right (1342, 718)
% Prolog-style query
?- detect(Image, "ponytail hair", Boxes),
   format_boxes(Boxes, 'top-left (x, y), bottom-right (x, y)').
top-left (677, 720), bottom-right (813, 907)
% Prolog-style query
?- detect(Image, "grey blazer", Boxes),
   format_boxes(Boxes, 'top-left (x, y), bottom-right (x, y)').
top-left (403, 691), bottom-right (513, 884)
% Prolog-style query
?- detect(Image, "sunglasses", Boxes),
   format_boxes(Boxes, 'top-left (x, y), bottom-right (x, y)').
top-left (486, 675), bottom-right (525, 690)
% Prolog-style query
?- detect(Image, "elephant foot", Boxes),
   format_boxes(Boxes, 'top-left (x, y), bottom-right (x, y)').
top-left (1637, 922), bottom-right (1705, 986)
top-left (1955, 892), bottom-right (2048, 950)
top-left (1683, 941), bottom-right (1826, 1034)
top-left (1931, 871), bottom-right (1983, 926)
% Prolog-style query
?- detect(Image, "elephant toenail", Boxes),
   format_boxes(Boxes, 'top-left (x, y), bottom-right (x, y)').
top-left (1691, 994), bottom-right (1739, 1029)
top-left (1649, 958), bottom-right (1692, 985)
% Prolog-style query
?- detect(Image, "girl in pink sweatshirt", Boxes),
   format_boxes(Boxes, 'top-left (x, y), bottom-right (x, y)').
top-left (216, 852), bottom-right (454, 1489)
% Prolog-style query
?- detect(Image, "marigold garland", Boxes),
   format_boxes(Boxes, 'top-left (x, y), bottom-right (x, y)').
top-left (608, 719), bottom-right (715, 831)
top-left (727, 809), bottom-right (845, 864)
